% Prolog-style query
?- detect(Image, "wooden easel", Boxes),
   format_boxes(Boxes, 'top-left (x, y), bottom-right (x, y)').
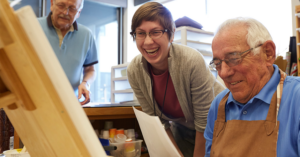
top-left (0, 1), bottom-right (107, 156)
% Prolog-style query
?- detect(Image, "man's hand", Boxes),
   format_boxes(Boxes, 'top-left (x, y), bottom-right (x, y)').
top-left (78, 82), bottom-right (90, 105)
top-left (79, 65), bottom-right (96, 105)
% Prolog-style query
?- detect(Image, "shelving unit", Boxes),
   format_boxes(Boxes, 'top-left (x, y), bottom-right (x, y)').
top-left (174, 26), bottom-right (214, 52)
top-left (174, 26), bottom-right (218, 78)
top-left (111, 63), bottom-right (135, 103)
top-left (295, 6), bottom-right (300, 76)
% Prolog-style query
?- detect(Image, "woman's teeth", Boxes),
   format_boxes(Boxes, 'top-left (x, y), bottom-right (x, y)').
top-left (146, 48), bottom-right (158, 55)
top-left (231, 81), bottom-right (242, 85)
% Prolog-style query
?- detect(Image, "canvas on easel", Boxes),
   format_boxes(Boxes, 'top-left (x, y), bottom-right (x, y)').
top-left (0, 0), bottom-right (107, 156)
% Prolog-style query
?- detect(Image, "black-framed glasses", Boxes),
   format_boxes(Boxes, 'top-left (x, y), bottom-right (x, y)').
top-left (209, 44), bottom-right (263, 71)
top-left (130, 29), bottom-right (168, 40)
top-left (55, 3), bottom-right (79, 13)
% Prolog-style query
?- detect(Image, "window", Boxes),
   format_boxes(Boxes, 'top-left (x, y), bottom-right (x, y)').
top-left (11, 0), bottom-right (41, 17)
top-left (163, 0), bottom-right (292, 58)
top-left (126, 0), bottom-right (292, 63)
top-left (90, 22), bottom-right (119, 102)
top-left (76, 1), bottom-right (120, 103)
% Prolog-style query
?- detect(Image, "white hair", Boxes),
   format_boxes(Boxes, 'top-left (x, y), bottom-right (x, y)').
top-left (79, 0), bottom-right (84, 10)
top-left (215, 17), bottom-right (272, 55)
top-left (53, 0), bottom-right (84, 11)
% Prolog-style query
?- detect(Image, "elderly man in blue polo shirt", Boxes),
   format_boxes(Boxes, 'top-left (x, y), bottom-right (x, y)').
top-left (204, 17), bottom-right (300, 157)
top-left (38, 0), bottom-right (98, 105)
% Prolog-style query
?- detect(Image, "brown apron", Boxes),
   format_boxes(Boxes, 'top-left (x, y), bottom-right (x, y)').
top-left (210, 70), bottom-right (287, 157)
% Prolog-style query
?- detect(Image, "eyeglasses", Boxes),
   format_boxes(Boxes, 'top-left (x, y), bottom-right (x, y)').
top-left (130, 29), bottom-right (168, 40)
top-left (55, 3), bottom-right (79, 13)
top-left (209, 44), bottom-right (263, 71)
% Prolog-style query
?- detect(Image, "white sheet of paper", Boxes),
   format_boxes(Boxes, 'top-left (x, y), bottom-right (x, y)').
top-left (133, 107), bottom-right (181, 157)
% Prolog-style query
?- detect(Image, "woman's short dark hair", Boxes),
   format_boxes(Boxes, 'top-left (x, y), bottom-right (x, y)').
top-left (131, 2), bottom-right (175, 41)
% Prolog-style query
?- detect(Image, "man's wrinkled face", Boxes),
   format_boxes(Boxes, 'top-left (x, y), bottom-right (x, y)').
top-left (50, 0), bottom-right (82, 30)
top-left (212, 24), bottom-right (271, 104)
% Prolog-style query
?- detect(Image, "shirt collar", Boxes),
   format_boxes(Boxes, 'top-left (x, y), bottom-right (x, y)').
top-left (46, 12), bottom-right (78, 31)
top-left (227, 64), bottom-right (280, 106)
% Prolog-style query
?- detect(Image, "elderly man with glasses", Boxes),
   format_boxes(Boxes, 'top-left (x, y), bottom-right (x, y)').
top-left (204, 17), bottom-right (300, 157)
top-left (38, 0), bottom-right (98, 105)
top-left (127, 2), bottom-right (225, 157)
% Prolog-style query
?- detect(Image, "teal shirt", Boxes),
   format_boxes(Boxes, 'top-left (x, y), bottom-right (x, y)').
top-left (38, 14), bottom-right (98, 92)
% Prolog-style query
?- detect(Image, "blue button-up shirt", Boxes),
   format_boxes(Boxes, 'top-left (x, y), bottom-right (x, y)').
top-left (204, 65), bottom-right (300, 157)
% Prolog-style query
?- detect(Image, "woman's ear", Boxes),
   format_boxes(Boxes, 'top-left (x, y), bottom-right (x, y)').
top-left (262, 40), bottom-right (276, 67)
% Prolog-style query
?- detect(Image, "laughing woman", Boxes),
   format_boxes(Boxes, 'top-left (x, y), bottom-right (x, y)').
top-left (127, 2), bottom-right (225, 157)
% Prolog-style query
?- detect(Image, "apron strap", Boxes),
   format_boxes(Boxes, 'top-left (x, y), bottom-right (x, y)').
top-left (264, 91), bottom-right (277, 136)
top-left (265, 69), bottom-right (286, 136)
top-left (276, 69), bottom-right (287, 125)
top-left (214, 92), bottom-right (230, 137)
top-left (261, 69), bottom-right (287, 136)
top-left (216, 92), bottom-right (229, 122)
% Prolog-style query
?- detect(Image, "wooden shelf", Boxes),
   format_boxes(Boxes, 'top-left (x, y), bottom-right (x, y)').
top-left (84, 106), bottom-right (142, 120)
top-left (14, 106), bottom-right (143, 148)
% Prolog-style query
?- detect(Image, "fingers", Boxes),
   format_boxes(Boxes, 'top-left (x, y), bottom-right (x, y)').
top-left (80, 98), bottom-right (90, 105)
top-left (78, 88), bottom-right (82, 99)
top-left (78, 84), bottom-right (90, 105)
top-left (80, 91), bottom-right (90, 105)
top-left (78, 82), bottom-right (87, 99)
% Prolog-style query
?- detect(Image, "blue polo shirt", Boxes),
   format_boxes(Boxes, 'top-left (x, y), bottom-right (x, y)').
top-left (38, 13), bottom-right (98, 92)
top-left (204, 65), bottom-right (300, 157)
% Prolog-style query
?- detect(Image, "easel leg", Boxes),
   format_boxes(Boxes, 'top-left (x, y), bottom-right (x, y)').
top-left (14, 130), bottom-right (20, 149)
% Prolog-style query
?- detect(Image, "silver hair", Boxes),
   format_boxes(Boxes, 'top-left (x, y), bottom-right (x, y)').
top-left (215, 17), bottom-right (272, 55)
top-left (79, 0), bottom-right (84, 10)
top-left (53, 0), bottom-right (84, 11)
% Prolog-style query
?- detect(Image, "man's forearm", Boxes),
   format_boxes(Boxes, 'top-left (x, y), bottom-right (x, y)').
top-left (82, 65), bottom-right (96, 83)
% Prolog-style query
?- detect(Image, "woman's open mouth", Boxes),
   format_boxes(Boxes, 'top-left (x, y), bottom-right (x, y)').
top-left (145, 48), bottom-right (159, 55)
